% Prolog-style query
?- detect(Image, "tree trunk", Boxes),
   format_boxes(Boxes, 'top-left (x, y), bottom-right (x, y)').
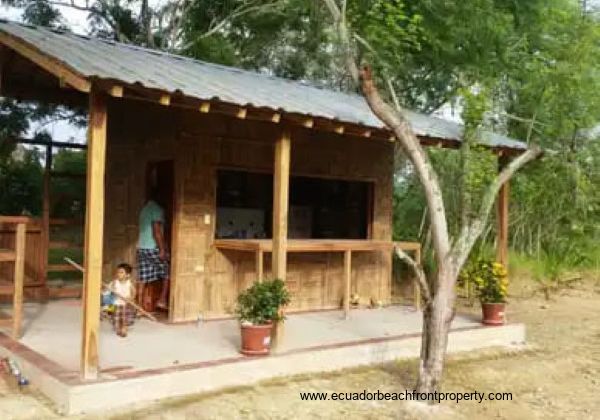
top-left (321, 0), bottom-right (541, 399)
top-left (416, 266), bottom-right (457, 393)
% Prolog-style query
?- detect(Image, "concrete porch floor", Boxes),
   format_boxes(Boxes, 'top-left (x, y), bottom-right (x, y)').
top-left (19, 301), bottom-right (478, 372)
top-left (0, 301), bottom-right (526, 415)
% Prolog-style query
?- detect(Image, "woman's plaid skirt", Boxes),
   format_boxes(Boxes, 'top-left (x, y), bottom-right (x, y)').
top-left (112, 304), bottom-right (136, 328)
top-left (137, 248), bottom-right (169, 283)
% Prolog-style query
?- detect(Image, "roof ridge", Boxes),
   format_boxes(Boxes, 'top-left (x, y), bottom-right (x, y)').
top-left (0, 19), bottom-right (359, 99)
top-left (0, 19), bottom-right (527, 150)
top-left (0, 19), bottom-right (466, 123)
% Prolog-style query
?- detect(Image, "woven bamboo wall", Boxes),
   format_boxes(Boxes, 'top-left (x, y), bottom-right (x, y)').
top-left (104, 100), bottom-right (394, 321)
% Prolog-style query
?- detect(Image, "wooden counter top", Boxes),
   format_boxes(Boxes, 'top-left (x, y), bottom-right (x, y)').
top-left (214, 239), bottom-right (396, 253)
top-left (214, 239), bottom-right (422, 316)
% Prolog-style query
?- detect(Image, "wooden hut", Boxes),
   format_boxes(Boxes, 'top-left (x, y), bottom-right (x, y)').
top-left (0, 20), bottom-right (526, 379)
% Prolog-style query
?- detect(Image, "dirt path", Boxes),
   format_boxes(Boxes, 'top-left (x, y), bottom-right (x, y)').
top-left (1, 277), bottom-right (599, 419)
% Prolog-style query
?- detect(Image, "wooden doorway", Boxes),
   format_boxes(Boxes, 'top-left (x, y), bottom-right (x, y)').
top-left (146, 160), bottom-right (174, 247)
top-left (145, 160), bottom-right (175, 313)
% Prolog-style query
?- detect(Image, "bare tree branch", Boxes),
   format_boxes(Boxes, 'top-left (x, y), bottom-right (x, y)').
top-left (360, 68), bottom-right (452, 263)
top-left (323, 0), bottom-right (451, 267)
top-left (323, 0), bottom-right (359, 83)
top-left (322, 0), bottom-right (541, 393)
top-left (394, 245), bottom-right (432, 306)
top-left (48, 0), bottom-right (131, 43)
top-left (322, 0), bottom-right (341, 25)
top-left (353, 33), bottom-right (402, 111)
top-left (179, 1), bottom-right (282, 51)
top-left (451, 145), bottom-right (543, 269)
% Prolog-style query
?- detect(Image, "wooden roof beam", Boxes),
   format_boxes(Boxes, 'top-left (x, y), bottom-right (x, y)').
top-left (282, 113), bottom-right (314, 128)
top-left (199, 101), bottom-right (211, 113)
top-left (236, 107), bottom-right (247, 119)
top-left (112, 87), bottom-right (469, 146)
top-left (159, 93), bottom-right (171, 106)
top-left (89, 79), bottom-right (123, 98)
top-left (1, 78), bottom-right (87, 109)
top-left (242, 106), bottom-right (281, 123)
top-left (107, 84), bottom-right (387, 141)
top-left (0, 32), bottom-right (90, 93)
top-left (10, 138), bottom-right (86, 149)
top-left (119, 84), bottom-right (173, 106)
top-left (108, 85), bottom-right (123, 98)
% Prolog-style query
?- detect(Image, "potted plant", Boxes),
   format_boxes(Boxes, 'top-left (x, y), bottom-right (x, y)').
top-left (460, 259), bottom-right (508, 325)
top-left (235, 279), bottom-right (290, 355)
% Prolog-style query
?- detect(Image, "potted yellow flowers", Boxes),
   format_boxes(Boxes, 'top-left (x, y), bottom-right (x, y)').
top-left (460, 259), bottom-right (508, 325)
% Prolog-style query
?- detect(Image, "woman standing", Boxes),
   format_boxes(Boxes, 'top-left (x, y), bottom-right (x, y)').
top-left (137, 187), bottom-right (170, 311)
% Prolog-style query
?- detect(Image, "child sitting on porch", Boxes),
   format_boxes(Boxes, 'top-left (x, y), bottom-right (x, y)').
top-left (109, 263), bottom-right (137, 337)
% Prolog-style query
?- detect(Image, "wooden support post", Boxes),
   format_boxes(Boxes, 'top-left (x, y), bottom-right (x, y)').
top-left (80, 88), bottom-right (107, 380)
top-left (39, 145), bottom-right (51, 288)
top-left (255, 249), bottom-right (264, 283)
top-left (271, 129), bottom-right (291, 352)
top-left (12, 222), bottom-right (25, 339)
top-left (272, 129), bottom-right (291, 279)
top-left (343, 249), bottom-right (352, 319)
top-left (496, 157), bottom-right (510, 268)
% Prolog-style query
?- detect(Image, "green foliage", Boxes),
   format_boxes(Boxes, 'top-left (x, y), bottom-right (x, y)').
top-left (182, 0), bottom-right (333, 81)
top-left (0, 99), bottom-right (30, 159)
top-left (384, 1), bottom-right (600, 272)
top-left (527, 238), bottom-right (590, 299)
top-left (534, 239), bottom-right (588, 283)
top-left (87, 1), bottom-right (142, 42)
top-left (22, 0), bottom-right (61, 27)
top-left (50, 149), bottom-right (86, 219)
top-left (0, 146), bottom-right (43, 215)
top-left (459, 259), bottom-right (509, 303)
top-left (349, 0), bottom-right (521, 111)
top-left (2, 0), bottom-right (600, 280)
top-left (235, 279), bottom-right (291, 325)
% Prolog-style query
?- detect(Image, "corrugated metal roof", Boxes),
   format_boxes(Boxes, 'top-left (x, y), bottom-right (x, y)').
top-left (0, 20), bottom-right (527, 151)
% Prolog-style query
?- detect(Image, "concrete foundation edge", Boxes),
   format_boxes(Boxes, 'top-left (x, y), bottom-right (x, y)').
top-left (2, 324), bottom-right (526, 415)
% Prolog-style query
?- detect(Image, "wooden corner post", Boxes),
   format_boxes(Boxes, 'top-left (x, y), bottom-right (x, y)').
top-left (496, 157), bottom-right (510, 268)
top-left (271, 128), bottom-right (291, 351)
top-left (12, 221), bottom-right (26, 339)
top-left (343, 249), bottom-right (352, 319)
top-left (272, 129), bottom-right (291, 279)
top-left (80, 87), bottom-right (107, 380)
top-left (39, 144), bottom-right (51, 291)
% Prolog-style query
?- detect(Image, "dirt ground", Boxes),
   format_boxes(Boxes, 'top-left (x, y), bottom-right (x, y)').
top-left (1, 275), bottom-right (599, 420)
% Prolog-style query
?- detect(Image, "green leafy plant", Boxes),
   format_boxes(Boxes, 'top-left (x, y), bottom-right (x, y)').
top-left (459, 259), bottom-right (508, 304)
top-left (235, 279), bottom-right (291, 325)
top-left (533, 239), bottom-right (588, 300)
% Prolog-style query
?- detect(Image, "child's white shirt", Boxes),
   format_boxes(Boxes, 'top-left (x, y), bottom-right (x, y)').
top-left (112, 279), bottom-right (133, 306)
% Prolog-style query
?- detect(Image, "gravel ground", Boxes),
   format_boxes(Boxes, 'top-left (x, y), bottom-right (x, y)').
top-left (1, 275), bottom-right (599, 420)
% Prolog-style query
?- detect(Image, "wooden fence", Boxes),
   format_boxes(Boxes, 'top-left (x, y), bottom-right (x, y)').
top-left (0, 216), bottom-right (27, 337)
top-left (0, 217), bottom-right (83, 298)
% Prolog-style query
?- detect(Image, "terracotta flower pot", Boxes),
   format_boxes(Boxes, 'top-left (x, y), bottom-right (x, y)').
top-left (240, 322), bottom-right (273, 356)
top-left (481, 302), bottom-right (506, 326)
